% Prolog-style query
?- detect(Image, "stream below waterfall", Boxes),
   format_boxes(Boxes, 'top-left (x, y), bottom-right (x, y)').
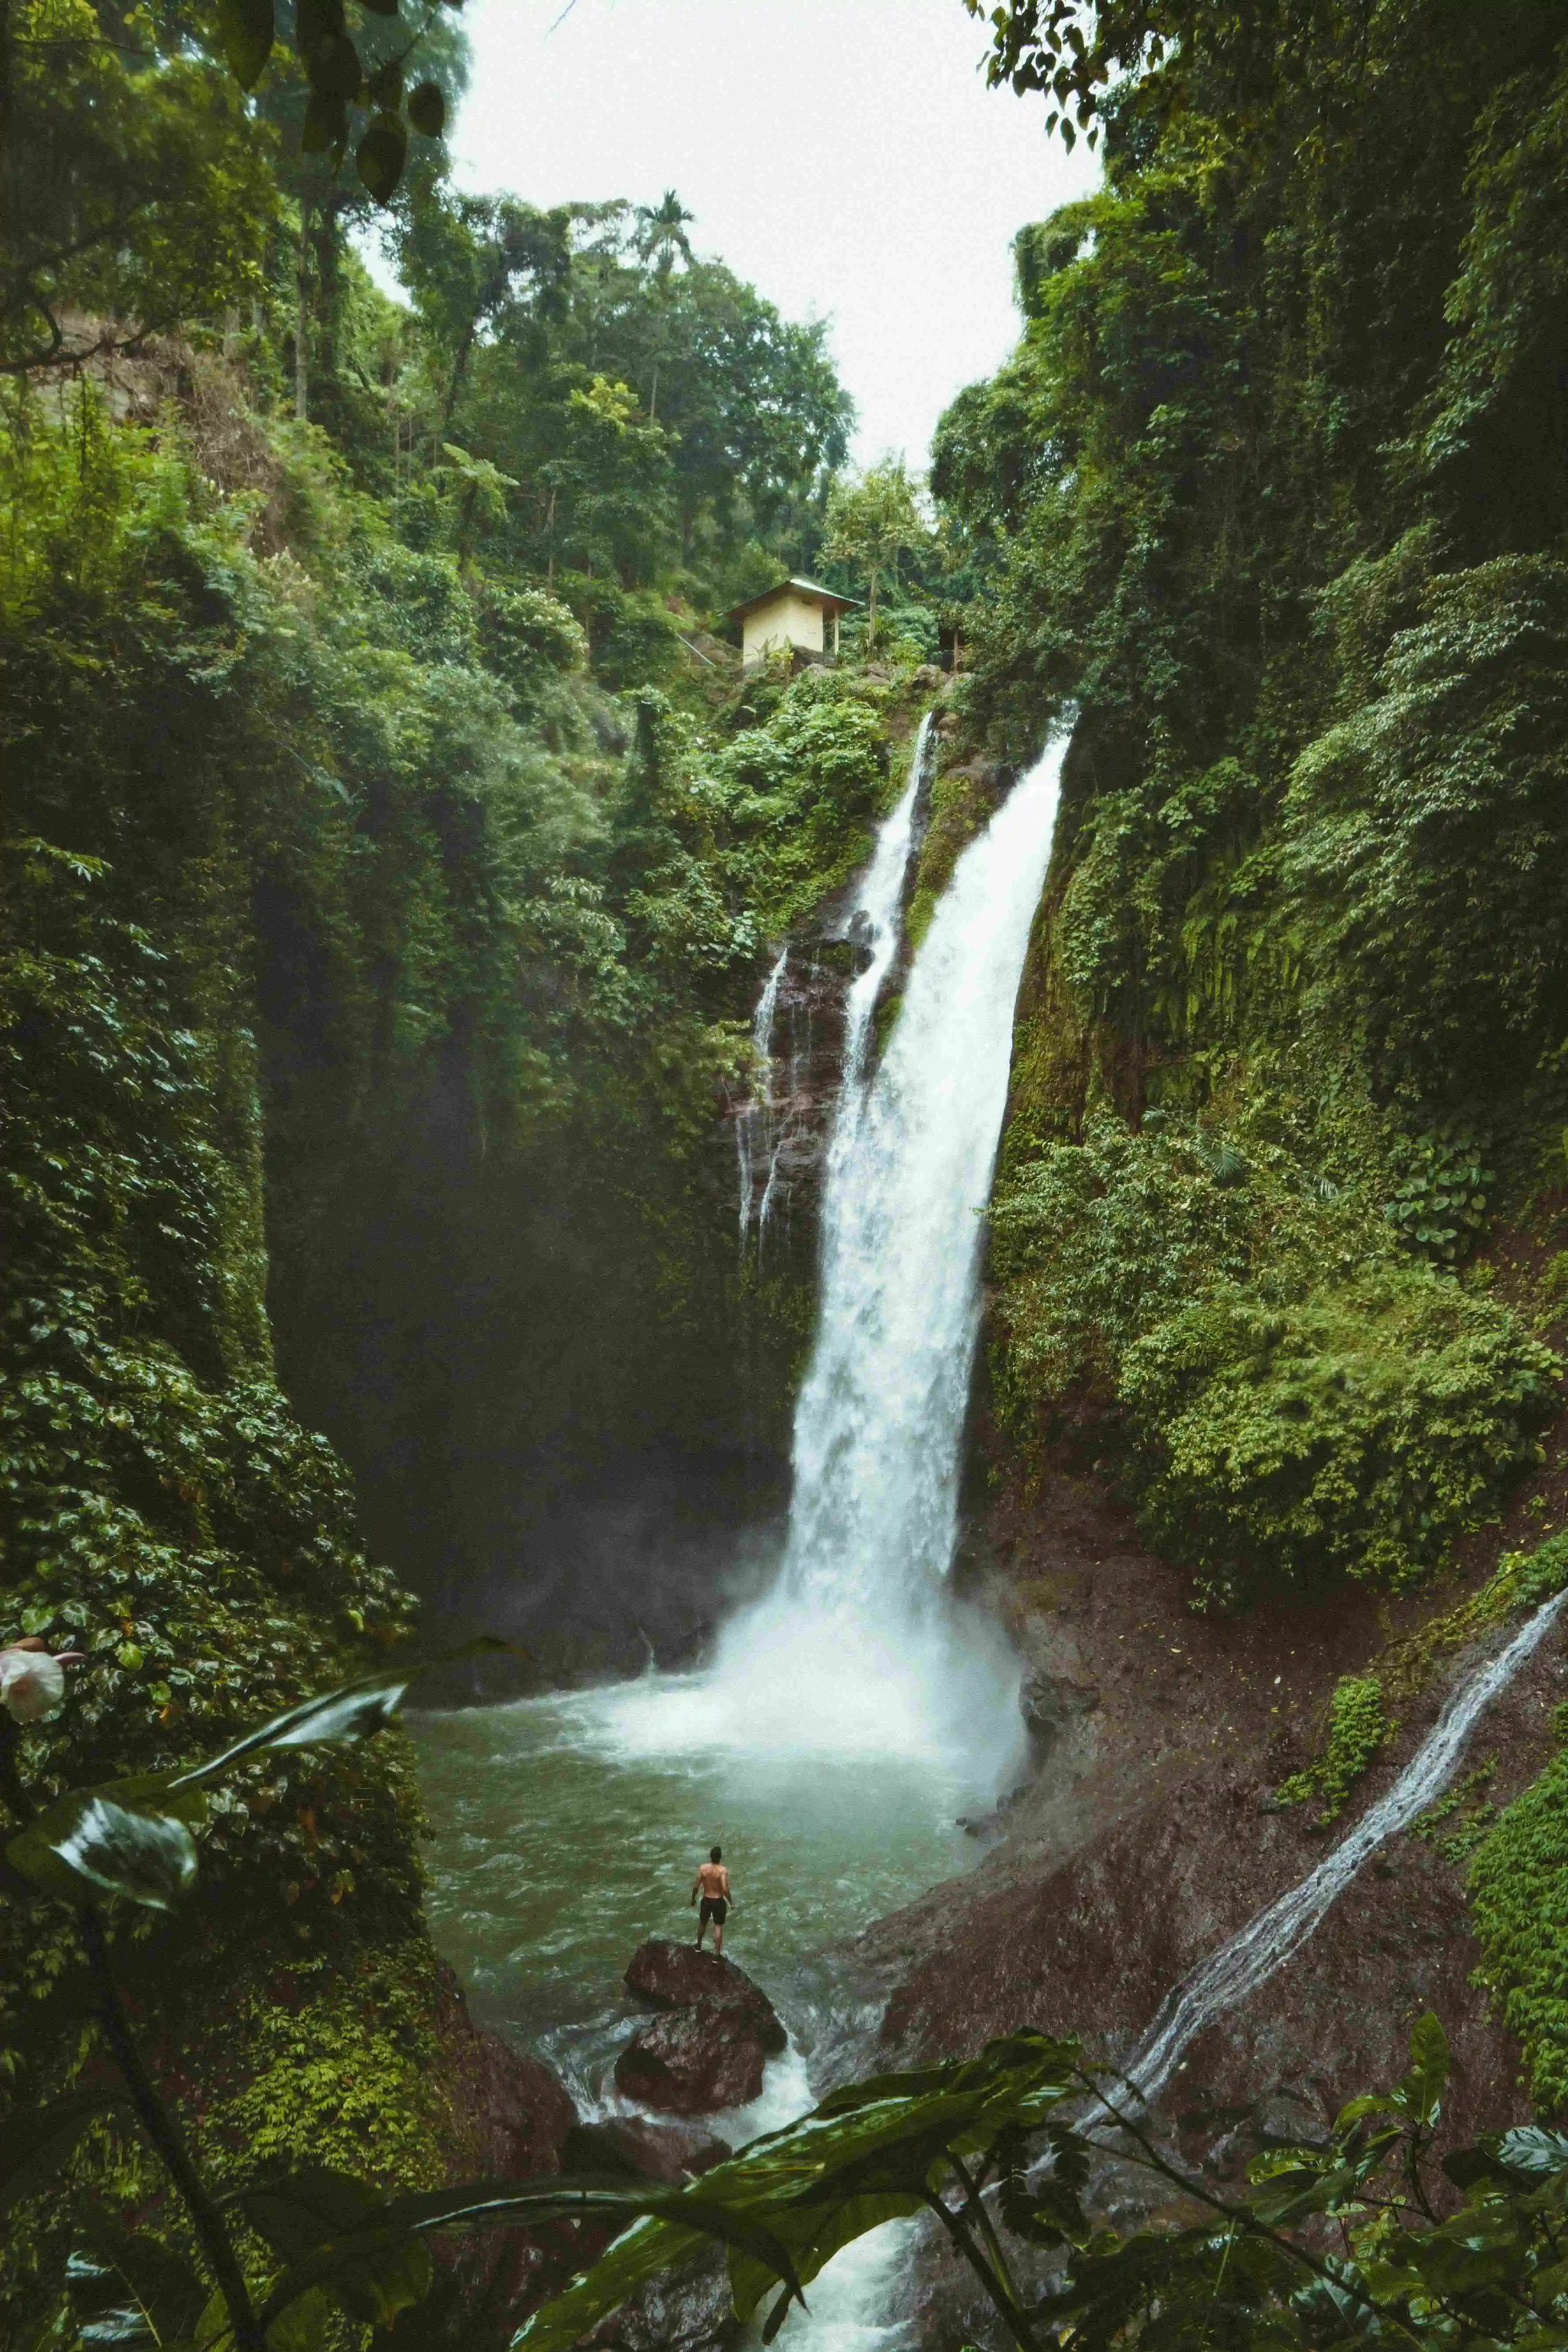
top-left (408, 1687), bottom-right (984, 2128)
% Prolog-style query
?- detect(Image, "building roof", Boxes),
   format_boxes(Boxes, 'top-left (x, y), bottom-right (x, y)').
top-left (727, 575), bottom-right (862, 621)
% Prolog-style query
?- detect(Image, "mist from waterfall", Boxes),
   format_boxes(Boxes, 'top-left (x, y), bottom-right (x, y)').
top-left (609, 732), bottom-right (1066, 1777)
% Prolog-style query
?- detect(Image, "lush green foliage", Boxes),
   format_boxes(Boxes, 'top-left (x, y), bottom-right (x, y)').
top-left (1122, 1267), bottom-right (1555, 1610)
top-left (1471, 1704), bottom-right (1568, 2114)
top-left (948, 3), bottom-right (1568, 1599)
top-left (988, 1102), bottom-right (1557, 1605)
top-left (0, 22), bottom-right (895, 2335)
top-left (822, 458), bottom-right (931, 646)
top-left (1275, 1674), bottom-right (1395, 1824)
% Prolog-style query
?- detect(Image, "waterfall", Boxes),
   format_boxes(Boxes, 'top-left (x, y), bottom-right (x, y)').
top-left (736, 947), bottom-right (789, 1247)
top-left (1120, 1587), bottom-right (1568, 2108)
top-left (836, 710), bottom-right (931, 1091)
top-left (735, 715), bottom-right (930, 1254)
top-left (613, 734), bottom-right (1065, 1772)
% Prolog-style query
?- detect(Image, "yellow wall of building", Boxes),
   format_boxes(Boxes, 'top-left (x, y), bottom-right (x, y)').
top-left (742, 590), bottom-right (835, 665)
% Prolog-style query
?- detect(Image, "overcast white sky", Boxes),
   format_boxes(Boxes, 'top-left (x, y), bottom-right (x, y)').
top-left (434, 0), bottom-right (1099, 467)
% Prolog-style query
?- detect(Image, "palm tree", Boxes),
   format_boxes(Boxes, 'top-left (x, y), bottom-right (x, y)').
top-left (632, 189), bottom-right (695, 280)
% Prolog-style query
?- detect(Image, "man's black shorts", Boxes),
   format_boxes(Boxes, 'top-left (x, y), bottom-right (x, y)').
top-left (699, 1896), bottom-right (728, 1926)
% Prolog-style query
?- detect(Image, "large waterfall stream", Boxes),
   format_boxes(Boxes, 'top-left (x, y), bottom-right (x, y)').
top-left (412, 732), bottom-right (1065, 2343)
top-left (612, 728), bottom-right (1066, 1773)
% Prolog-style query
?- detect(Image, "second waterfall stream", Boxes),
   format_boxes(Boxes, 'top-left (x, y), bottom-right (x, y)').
top-left (609, 728), bottom-right (1068, 1774)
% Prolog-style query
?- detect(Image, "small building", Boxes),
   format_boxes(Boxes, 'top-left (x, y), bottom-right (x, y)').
top-left (729, 576), bottom-right (858, 669)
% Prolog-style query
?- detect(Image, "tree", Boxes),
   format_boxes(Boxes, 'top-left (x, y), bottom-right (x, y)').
top-left (823, 458), bottom-right (929, 647)
top-left (632, 189), bottom-right (696, 281)
top-left (392, 187), bottom-right (574, 433)
top-left (2, 0), bottom-right (278, 372)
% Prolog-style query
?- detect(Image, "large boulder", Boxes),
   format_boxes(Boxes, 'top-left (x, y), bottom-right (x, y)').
top-left (562, 2115), bottom-right (731, 2185)
top-left (623, 1938), bottom-right (786, 2052)
top-left (613, 2000), bottom-right (770, 2115)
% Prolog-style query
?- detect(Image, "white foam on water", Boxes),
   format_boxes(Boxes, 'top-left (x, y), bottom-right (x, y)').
top-left (762, 2224), bottom-right (918, 2352)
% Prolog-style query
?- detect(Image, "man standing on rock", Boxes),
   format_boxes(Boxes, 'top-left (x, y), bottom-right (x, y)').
top-left (691, 1844), bottom-right (732, 1954)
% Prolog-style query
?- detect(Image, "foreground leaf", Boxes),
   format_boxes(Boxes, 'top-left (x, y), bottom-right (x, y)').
top-left (171, 1641), bottom-right (511, 1790)
top-left (0, 2092), bottom-right (131, 2220)
top-left (259, 2179), bottom-right (804, 2340)
top-left (10, 1777), bottom-right (208, 1910)
top-left (216, 0), bottom-right (273, 86)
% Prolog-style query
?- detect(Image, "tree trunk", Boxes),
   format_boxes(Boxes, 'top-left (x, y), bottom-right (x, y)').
top-left (867, 567), bottom-right (880, 649)
top-left (442, 315), bottom-right (479, 432)
top-left (294, 203), bottom-right (311, 423)
top-left (314, 197), bottom-right (342, 388)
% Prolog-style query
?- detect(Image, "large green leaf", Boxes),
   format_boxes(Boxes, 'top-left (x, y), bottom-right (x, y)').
top-left (0, 2092), bottom-right (131, 2220)
top-left (1400, 2011), bottom-right (1449, 2128)
top-left (260, 2180), bottom-right (804, 2341)
top-left (171, 1642), bottom-right (510, 1790)
top-left (242, 2167), bottom-right (431, 2327)
top-left (66, 2211), bottom-right (208, 2348)
top-left (731, 2189), bottom-right (924, 2331)
top-left (215, 0), bottom-right (273, 86)
top-left (514, 2032), bottom-right (1078, 2350)
top-left (10, 1776), bottom-right (208, 1911)
top-left (508, 2215), bottom-right (702, 2352)
top-left (11, 1651), bottom-right (509, 1914)
top-left (406, 81), bottom-right (446, 137)
top-left (356, 117), bottom-right (407, 206)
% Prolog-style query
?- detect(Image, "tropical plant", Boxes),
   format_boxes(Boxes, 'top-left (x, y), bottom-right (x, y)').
top-left (518, 2010), bottom-right (1568, 2352)
top-left (823, 459), bottom-right (930, 648)
top-left (632, 190), bottom-right (697, 281)
top-left (2, 1660), bottom-right (811, 2352)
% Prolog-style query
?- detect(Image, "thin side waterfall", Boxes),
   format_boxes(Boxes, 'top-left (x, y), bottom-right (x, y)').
top-left (1120, 1587), bottom-right (1568, 2109)
top-left (736, 946), bottom-right (788, 1247)
top-left (610, 735), bottom-right (1066, 1772)
top-left (735, 715), bottom-right (931, 1255)
top-left (836, 710), bottom-right (932, 1091)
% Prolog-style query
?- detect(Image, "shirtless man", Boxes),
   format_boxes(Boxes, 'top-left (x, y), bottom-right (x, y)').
top-left (690, 1845), bottom-right (732, 1954)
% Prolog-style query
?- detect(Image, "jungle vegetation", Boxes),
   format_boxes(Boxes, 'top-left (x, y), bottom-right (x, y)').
top-left (0, 0), bottom-right (931, 2333)
top-left (10, 0), bottom-right (1568, 2345)
top-left (935, 0), bottom-right (1568, 1609)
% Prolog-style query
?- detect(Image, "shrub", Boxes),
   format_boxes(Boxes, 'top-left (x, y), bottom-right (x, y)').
top-left (1121, 1267), bottom-right (1559, 1609)
top-left (1382, 1127), bottom-right (1492, 1267)
top-left (1276, 1673), bottom-right (1396, 1823)
top-left (1470, 1704), bottom-right (1568, 2112)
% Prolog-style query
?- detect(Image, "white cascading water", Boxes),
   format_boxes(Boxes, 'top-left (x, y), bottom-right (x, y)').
top-left (736, 946), bottom-right (789, 1248)
top-left (610, 729), bottom-right (1065, 1775)
top-left (836, 710), bottom-right (931, 1090)
top-left (736, 714), bottom-right (931, 1253)
top-left (1118, 1586), bottom-right (1568, 2108)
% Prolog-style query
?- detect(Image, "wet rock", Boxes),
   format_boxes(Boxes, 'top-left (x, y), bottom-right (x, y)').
top-left (580, 2254), bottom-right (732, 2351)
top-left (433, 1962), bottom-right (577, 2178)
top-left (562, 2116), bottom-right (731, 2185)
top-left (1252, 2092), bottom-right (1326, 2147)
top-left (428, 1963), bottom-right (582, 2338)
top-left (1021, 1672), bottom-right (1100, 1753)
top-left (614, 1999), bottom-right (769, 2114)
top-left (624, 1938), bottom-right (786, 2052)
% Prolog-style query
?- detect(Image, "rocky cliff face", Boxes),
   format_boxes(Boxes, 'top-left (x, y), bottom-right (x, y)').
top-left (836, 1387), bottom-right (1568, 2339)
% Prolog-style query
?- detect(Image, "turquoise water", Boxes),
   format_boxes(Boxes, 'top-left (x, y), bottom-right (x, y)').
top-left (408, 1674), bottom-right (986, 2124)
